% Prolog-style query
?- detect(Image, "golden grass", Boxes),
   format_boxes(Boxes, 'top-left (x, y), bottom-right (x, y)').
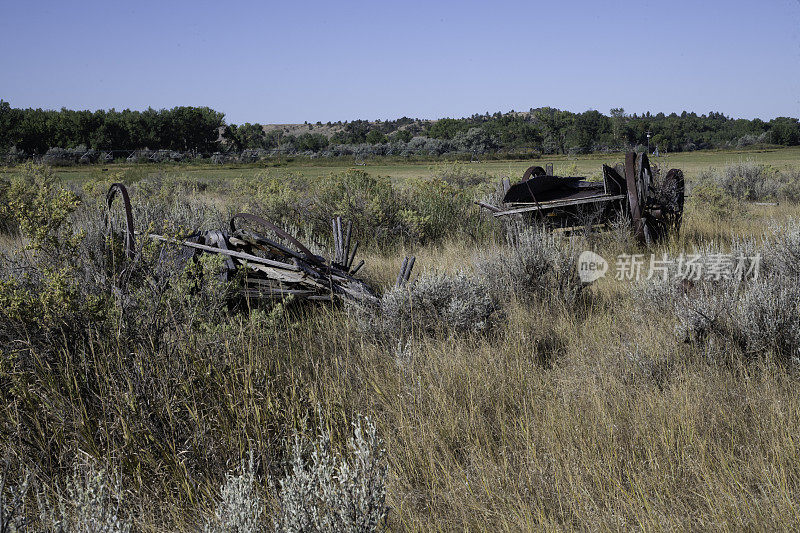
top-left (3, 157), bottom-right (800, 531)
top-left (306, 286), bottom-right (800, 530)
top-left (283, 209), bottom-right (800, 531)
top-left (304, 198), bottom-right (800, 530)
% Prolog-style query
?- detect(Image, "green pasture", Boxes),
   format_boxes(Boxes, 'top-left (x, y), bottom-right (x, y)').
top-left (4, 146), bottom-right (800, 185)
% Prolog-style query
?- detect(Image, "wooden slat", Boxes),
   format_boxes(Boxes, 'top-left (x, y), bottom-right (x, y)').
top-left (242, 288), bottom-right (318, 297)
top-left (347, 241), bottom-right (359, 270)
top-left (148, 234), bottom-right (301, 271)
top-left (474, 200), bottom-right (501, 213)
top-left (493, 194), bottom-right (626, 217)
top-left (625, 152), bottom-right (646, 242)
top-left (242, 262), bottom-right (310, 283)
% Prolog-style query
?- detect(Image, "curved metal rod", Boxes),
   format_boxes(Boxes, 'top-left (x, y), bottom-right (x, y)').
top-left (230, 212), bottom-right (315, 260)
top-left (521, 165), bottom-right (546, 182)
top-left (106, 183), bottom-right (135, 259)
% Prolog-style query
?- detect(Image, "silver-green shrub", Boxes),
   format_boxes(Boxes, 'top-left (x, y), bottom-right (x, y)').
top-left (718, 160), bottom-right (774, 201)
top-left (674, 278), bottom-right (800, 367)
top-left (761, 221), bottom-right (800, 278)
top-left (203, 454), bottom-right (264, 533)
top-left (274, 417), bottom-right (388, 533)
top-left (39, 465), bottom-right (131, 533)
top-left (475, 226), bottom-right (584, 307)
top-left (203, 417), bottom-right (389, 533)
top-left (694, 161), bottom-right (800, 203)
top-left (378, 271), bottom-right (498, 338)
top-left (632, 232), bottom-right (800, 366)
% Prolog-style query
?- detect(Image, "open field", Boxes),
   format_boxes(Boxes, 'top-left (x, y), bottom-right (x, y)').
top-left (1, 150), bottom-right (800, 530)
top-left (4, 146), bottom-right (800, 186)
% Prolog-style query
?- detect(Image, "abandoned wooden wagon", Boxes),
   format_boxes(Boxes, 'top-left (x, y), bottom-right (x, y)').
top-left (105, 184), bottom-right (415, 306)
top-left (478, 152), bottom-right (685, 244)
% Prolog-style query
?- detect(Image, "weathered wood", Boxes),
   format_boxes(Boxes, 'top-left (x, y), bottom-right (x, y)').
top-left (230, 212), bottom-right (316, 259)
top-left (474, 200), bottom-right (501, 213)
top-left (344, 220), bottom-right (352, 265)
top-left (112, 183), bottom-right (380, 307)
top-left (347, 241), bottom-right (359, 270)
top-left (336, 217), bottom-right (344, 264)
top-left (350, 259), bottom-right (365, 275)
top-left (149, 234), bottom-right (302, 271)
top-left (624, 152), bottom-right (646, 243)
top-left (475, 152), bottom-right (683, 244)
top-left (243, 262), bottom-right (312, 284)
top-left (637, 153), bottom-right (652, 210)
top-left (205, 230), bottom-right (236, 277)
top-left (307, 295), bottom-right (334, 301)
top-left (396, 257), bottom-right (409, 287)
top-left (493, 194), bottom-right (626, 217)
top-left (331, 218), bottom-right (339, 264)
top-left (242, 288), bottom-right (317, 298)
top-left (403, 256), bottom-right (415, 284)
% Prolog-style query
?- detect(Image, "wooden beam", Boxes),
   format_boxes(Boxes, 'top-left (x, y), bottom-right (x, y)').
top-left (148, 234), bottom-right (301, 271)
top-left (492, 194), bottom-right (626, 217)
top-left (624, 152), bottom-right (646, 242)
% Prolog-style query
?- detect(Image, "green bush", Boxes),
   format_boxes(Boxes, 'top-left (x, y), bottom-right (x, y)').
top-left (401, 177), bottom-right (476, 243)
top-left (692, 179), bottom-right (736, 218)
top-left (0, 163), bottom-right (80, 251)
top-left (313, 169), bottom-right (413, 247)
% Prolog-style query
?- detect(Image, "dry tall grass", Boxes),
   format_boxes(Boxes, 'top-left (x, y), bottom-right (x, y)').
top-left (1, 163), bottom-right (799, 531)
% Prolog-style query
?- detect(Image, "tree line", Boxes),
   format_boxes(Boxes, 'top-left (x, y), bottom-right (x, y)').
top-left (0, 102), bottom-right (224, 154)
top-left (1, 100), bottom-right (798, 159)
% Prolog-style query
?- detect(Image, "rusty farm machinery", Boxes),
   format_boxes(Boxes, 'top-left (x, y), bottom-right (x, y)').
top-left (478, 152), bottom-right (685, 244)
top-left (105, 183), bottom-right (415, 307)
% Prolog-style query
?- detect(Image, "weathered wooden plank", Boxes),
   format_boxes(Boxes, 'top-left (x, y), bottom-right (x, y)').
top-left (625, 152), bottom-right (646, 243)
top-left (242, 288), bottom-right (318, 298)
top-left (335, 217), bottom-right (343, 264)
top-left (148, 234), bottom-right (302, 271)
top-left (474, 200), bottom-right (502, 213)
top-left (347, 241), bottom-right (359, 270)
top-left (343, 220), bottom-right (352, 265)
top-left (396, 257), bottom-right (409, 287)
top-left (493, 194), bottom-right (626, 217)
top-left (350, 259), bottom-right (365, 274)
top-left (205, 230), bottom-right (236, 277)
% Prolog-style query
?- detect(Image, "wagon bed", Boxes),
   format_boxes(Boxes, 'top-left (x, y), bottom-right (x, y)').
top-left (479, 152), bottom-right (685, 244)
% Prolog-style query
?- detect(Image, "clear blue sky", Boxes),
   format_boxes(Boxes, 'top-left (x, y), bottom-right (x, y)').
top-left (1, 0), bottom-right (799, 124)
